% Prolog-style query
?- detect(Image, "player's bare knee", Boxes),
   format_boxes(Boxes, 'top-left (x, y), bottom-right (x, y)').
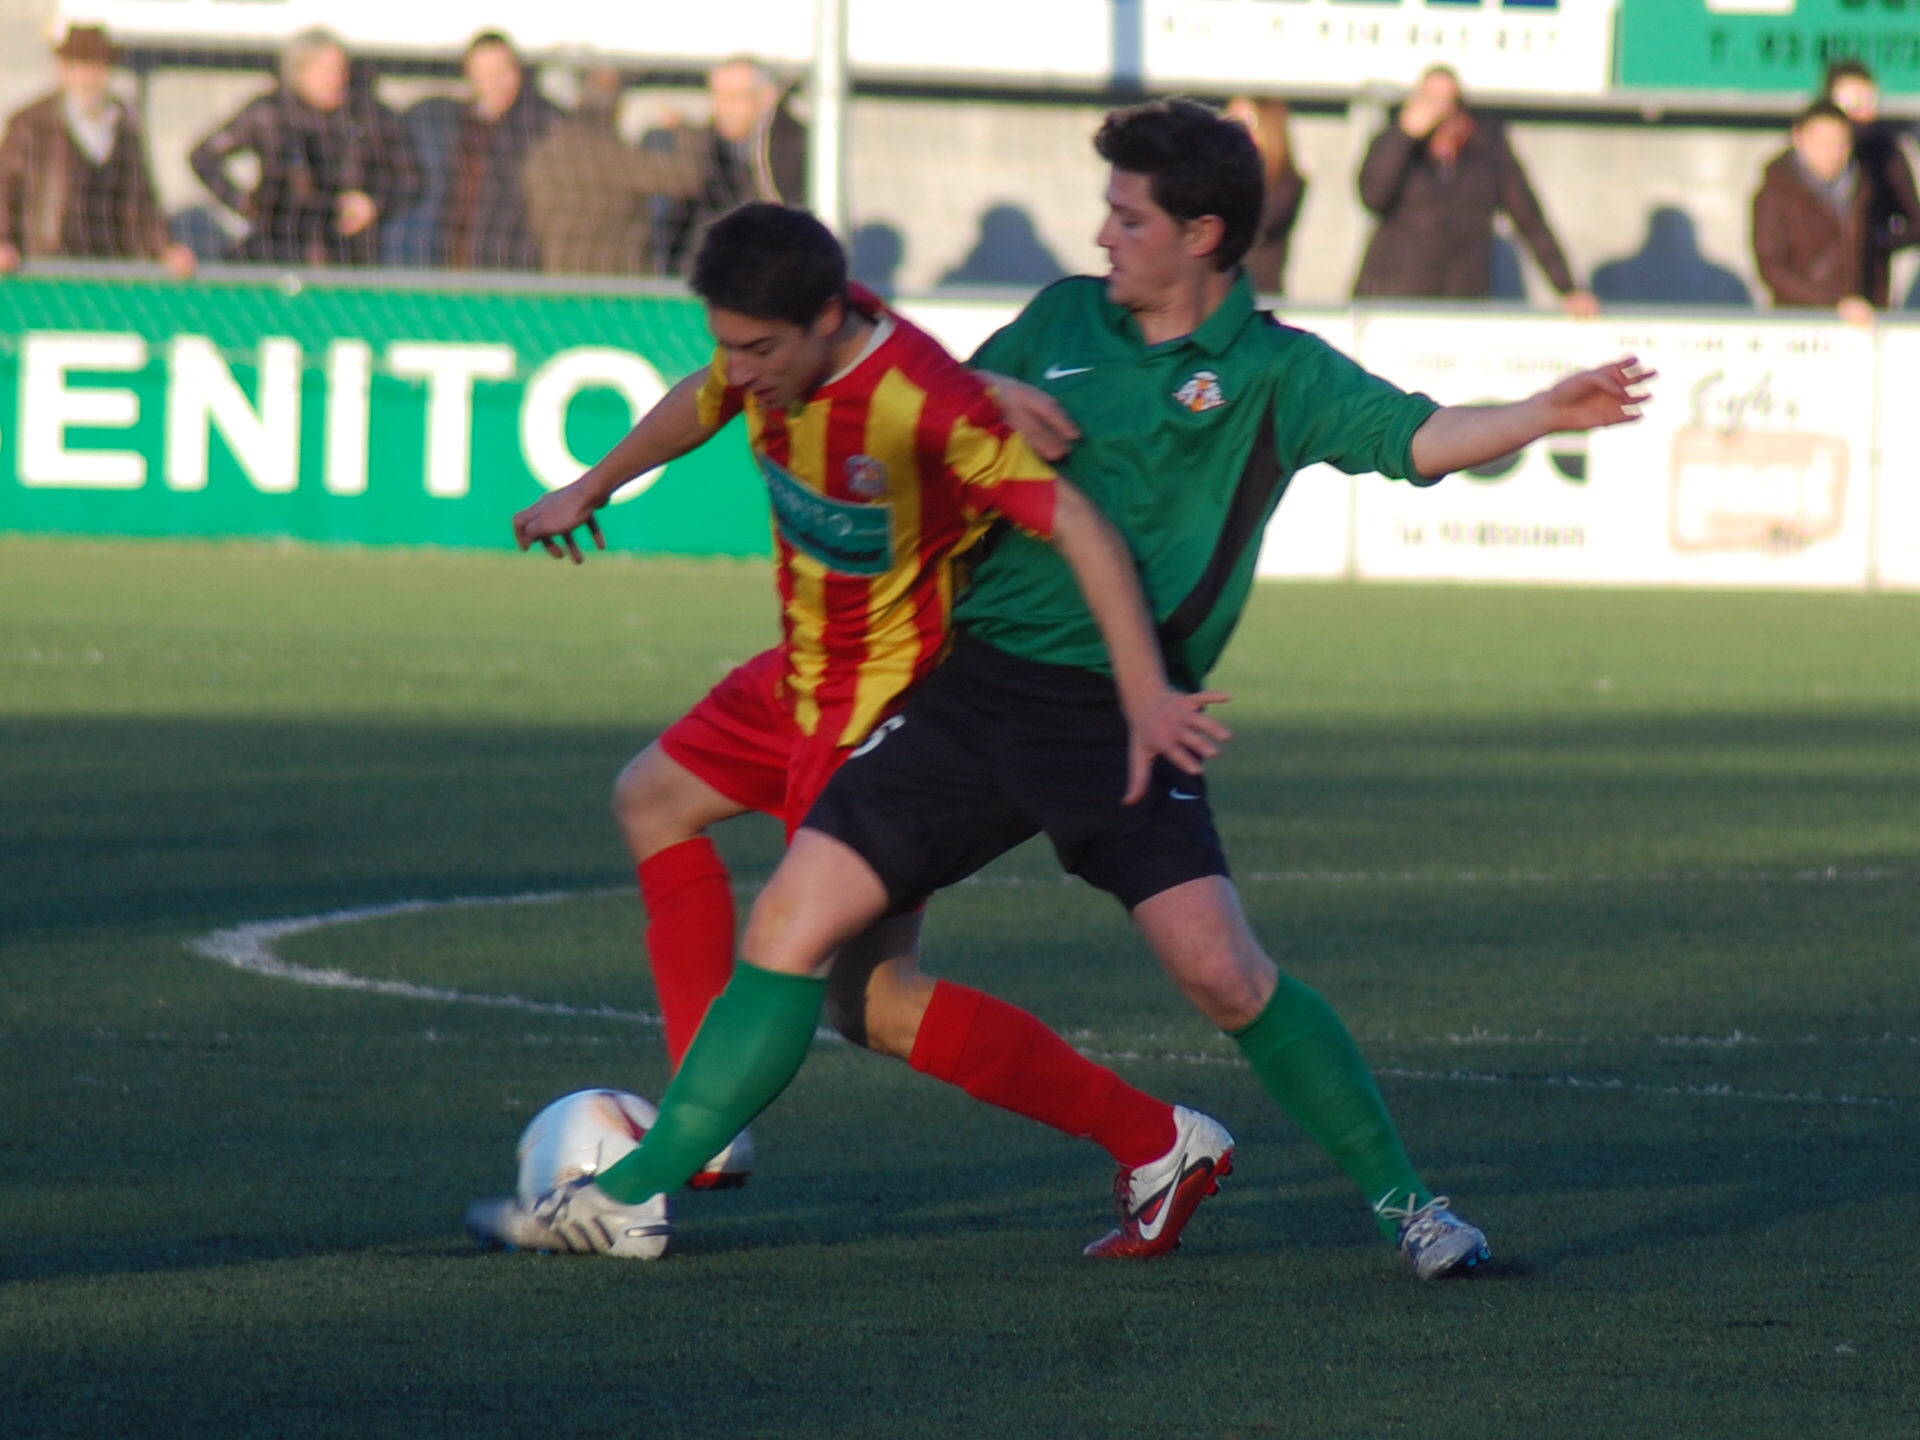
top-left (861, 960), bottom-right (935, 1061)
top-left (822, 970), bottom-right (871, 1048)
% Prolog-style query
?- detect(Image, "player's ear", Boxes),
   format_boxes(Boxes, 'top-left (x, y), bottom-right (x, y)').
top-left (1184, 215), bottom-right (1227, 263)
top-left (812, 294), bottom-right (846, 341)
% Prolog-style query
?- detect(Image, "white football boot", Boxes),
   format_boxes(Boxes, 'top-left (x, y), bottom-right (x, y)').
top-left (1083, 1105), bottom-right (1235, 1258)
top-left (688, 1127), bottom-right (756, 1191)
top-left (466, 1178), bottom-right (672, 1260)
top-left (1377, 1194), bottom-right (1490, 1280)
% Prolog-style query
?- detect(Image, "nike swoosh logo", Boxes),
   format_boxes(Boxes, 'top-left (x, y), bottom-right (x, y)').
top-left (1169, 788), bottom-right (1200, 801)
top-left (1135, 1151), bottom-right (1205, 1243)
top-left (1043, 363), bottom-right (1092, 380)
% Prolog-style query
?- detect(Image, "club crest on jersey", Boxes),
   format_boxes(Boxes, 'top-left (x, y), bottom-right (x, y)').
top-left (1173, 370), bottom-right (1228, 413)
top-left (844, 454), bottom-right (890, 499)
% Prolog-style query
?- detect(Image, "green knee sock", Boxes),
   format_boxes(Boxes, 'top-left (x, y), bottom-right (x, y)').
top-left (595, 961), bottom-right (826, 1204)
top-left (1230, 975), bottom-right (1430, 1241)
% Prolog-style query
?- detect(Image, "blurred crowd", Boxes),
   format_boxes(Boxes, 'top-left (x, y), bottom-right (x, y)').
top-left (0, 26), bottom-right (804, 281)
top-left (2, 24), bottom-right (1917, 323)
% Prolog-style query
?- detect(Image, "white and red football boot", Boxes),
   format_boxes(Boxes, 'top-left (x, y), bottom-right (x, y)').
top-left (688, 1127), bottom-right (755, 1190)
top-left (1083, 1106), bottom-right (1234, 1259)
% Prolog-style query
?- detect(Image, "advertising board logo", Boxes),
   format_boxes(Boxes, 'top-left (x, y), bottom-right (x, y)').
top-left (1671, 371), bottom-right (1847, 553)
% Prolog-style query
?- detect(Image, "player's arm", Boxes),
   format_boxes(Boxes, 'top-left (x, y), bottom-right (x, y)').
top-left (512, 370), bottom-right (720, 563)
top-left (1409, 357), bottom-right (1653, 479)
top-left (975, 371), bottom-right (1080, 462)
top-left (1048, 480), bottom-right (1233, 805)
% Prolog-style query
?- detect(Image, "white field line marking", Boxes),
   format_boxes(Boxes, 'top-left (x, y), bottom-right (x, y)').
top-left (186, 891), bottom-right (847, 1040)
top-left (1074, 1051), bottom-right (1898, 1109)
top-left (187, 891), bottom-right (1909, 1104)
top-left (955, 867), bottom-right (1909, 887)
top-left (187, 892), bottom-right (666, 1026)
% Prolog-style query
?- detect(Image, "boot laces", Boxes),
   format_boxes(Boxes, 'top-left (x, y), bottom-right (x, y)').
top-left (1377, 1194), bottom-right (1458, 1248)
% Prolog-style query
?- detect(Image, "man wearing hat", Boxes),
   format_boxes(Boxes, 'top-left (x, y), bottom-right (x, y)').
top-left (0, 25), bottom-right (195, 277)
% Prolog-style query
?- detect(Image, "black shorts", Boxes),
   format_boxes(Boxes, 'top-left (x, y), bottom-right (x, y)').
top-left (803, 632), bottom-right (1230, 912)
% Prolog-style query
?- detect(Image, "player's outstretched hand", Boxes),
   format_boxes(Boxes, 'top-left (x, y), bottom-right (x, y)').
top-left (1539, 356), bottom-right (1655, 433)
top-left (979, 371), bottom-right (1082, 462)
top-left (513, 481), bottom-right (608, 564)
top-left (1124, 687), bottom-right (1233, 805)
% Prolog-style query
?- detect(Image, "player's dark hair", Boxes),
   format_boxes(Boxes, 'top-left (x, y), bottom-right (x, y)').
top-left (1095, 98), bottom-right (1264, 271)
top-left (1824, 57), bottom-right (1875, 95)
top-left (1795, 99), bottom-right (1852, 130)
top-left (691, 202), bottom-right (848, 327)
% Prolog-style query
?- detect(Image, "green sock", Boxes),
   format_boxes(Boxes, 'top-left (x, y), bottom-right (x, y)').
top-left (595, 961), bottom-right (826, 1204)
top-left (1230, 975), bottom-right (1430, 1241)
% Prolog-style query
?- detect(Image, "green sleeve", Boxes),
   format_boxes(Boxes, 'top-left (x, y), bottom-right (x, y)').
top-left (1283, 336), bottom-right (1442, 487)
top-left (969, 312), bottom-right (1034, 377)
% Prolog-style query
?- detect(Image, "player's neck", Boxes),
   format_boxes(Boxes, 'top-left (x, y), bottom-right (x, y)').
top-left (824, 311), bottom-right (879, 379)
top-left (1130, 267), bottom-right (1235, 347)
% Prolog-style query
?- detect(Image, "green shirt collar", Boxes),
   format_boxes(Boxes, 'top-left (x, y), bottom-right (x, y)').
top-left (1103, 268), bottom-right (1258, 357)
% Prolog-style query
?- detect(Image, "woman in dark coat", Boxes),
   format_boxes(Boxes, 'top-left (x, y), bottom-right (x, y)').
top-left (1823, 59), bottom-right (1920, 308)
top-left (1226, 96), bottom-right (1305, 296)
top-left (1354, 65), bottom-right (1596, 315)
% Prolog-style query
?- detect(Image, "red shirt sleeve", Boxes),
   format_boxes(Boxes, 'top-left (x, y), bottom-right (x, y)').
top-left (943, 386), bottom-right (1058, 540)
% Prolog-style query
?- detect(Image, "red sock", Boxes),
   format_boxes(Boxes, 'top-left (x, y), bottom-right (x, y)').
top-left (908, 981), bottom-right (1177, 1168)
top-left (637, 838), bottom-right (736, 1070)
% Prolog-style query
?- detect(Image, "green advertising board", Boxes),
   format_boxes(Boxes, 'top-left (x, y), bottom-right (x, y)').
top-left (0, 274), bottom-right (771, 554)
top-left (1621, 0), bottom-right (1920, 95)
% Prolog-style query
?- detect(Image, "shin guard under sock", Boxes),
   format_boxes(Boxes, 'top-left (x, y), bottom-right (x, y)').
top-left (1230, 975), bottom-right (1429, 1240)
top-left (637, 839), bottom-right (736, 1070)
top-left (910, 981), bottom-right (1177, 1168)
top-left (595, 961), bottom-right (825, 1204)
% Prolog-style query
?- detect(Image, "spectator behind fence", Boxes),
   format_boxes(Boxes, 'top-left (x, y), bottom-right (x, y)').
top-left (522, 66), bottom-right (707, 276)
top-left (1754, 101), bottom-right (1875, 326)
top-left (442, 32), bottom-right (558, 271)
top-left (1354, 65), bottom-right (1596, 316)
top-left (0, 26), bottom-right (194, 278)
top-left (190, 30), bottom-right (416, 266)
top-left (1823, 59), bottom-right (1920, 308)
top-left (659, 57), bottom-right (805, 273)
top-left (1226, 96), bottom-right (1305, 295)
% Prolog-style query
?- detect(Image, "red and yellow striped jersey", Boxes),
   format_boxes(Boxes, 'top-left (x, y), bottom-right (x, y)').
top-left (696, 287), bottom-right (1058, 747)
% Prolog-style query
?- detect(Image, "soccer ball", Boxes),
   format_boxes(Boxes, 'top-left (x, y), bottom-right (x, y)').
top-left (515, 1088), bottom-right (658, 1209)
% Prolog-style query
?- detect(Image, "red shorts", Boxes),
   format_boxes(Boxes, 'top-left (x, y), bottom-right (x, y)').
top-left (659, 648), bottom-right (858, 838)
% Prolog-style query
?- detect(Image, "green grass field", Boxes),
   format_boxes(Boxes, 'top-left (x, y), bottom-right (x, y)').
top-left (5, 533), bottom-right (1919, 1438)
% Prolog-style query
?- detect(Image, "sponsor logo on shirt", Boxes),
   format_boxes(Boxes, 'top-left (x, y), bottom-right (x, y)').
top-left (1173, 370), bottom-right (1228, 413)
top-left (759, 452), bottom-right (895, 576)
top-left (844, 453), bottom-right (890, 499)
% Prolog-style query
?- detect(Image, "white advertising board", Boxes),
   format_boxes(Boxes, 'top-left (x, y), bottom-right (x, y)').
top-left (1349, 314), bottom-right (1878, 589)
top-left (1146, 0), bottom-right (1616, 99)
top-left (1873, 328), bottom-right (1920, 592)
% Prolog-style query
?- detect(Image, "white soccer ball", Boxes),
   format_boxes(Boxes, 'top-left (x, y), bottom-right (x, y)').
top-left (515, 1088), bottom-right (659, 1209)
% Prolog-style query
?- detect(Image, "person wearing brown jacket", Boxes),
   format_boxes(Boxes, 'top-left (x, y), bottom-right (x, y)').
top-left (0, 26), bottom-right (194, 278)
top-left (1752, 101), bottom-right (1875, 326)
top-left (1354, 65), bottom-right (1595, 315)
top-left (522, 67), bottom-right (708, 277)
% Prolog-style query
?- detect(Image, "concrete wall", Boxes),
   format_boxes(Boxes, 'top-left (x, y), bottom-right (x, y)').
top-left (0, 0), bottom-right (58, 124)
top-left (845, 99), bottom-right (1814, 308)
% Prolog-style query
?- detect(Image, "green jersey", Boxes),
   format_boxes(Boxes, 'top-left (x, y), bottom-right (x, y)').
top-left (959, 274), bottom-right (1439, 683)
